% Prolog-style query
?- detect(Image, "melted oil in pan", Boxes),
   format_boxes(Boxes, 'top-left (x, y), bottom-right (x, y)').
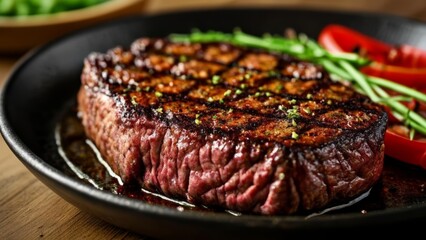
top-left (55, 109), bottom-right (426, 217)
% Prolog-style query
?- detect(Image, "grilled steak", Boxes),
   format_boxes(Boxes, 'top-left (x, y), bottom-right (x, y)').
top-left (77, 38), bottom-right (387, 215)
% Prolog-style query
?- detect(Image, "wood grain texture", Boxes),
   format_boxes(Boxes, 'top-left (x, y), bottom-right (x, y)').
top-left (1, 0), bottom-right (425, 239)
top-left (0, 135), bottom-right (143, 239)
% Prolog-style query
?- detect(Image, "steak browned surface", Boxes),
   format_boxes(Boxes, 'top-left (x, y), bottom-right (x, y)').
top-left (77, 38), bottom-right (387, 215)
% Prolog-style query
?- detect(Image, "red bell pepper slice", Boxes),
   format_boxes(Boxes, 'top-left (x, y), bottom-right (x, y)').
top-left (318, 24), bottom-right (426, 169)
top-left (318, 24), bottom-right (426, 89)
top-left (385, 130), bottom-right (426, 169)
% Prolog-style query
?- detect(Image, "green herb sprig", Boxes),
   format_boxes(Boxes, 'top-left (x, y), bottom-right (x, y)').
top-left (169, 29), bottom-right (426, 136)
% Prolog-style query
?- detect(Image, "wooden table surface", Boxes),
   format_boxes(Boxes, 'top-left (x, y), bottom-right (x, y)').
top-left (1, 1), bottom-right (426, 239)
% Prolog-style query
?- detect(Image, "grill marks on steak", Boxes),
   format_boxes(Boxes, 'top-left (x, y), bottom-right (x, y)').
top-left (78, 38), bottom-right (387, 215)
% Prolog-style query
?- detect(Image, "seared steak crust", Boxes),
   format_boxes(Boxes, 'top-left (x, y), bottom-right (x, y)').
top-left (78, 38), bottom-right (387, 215)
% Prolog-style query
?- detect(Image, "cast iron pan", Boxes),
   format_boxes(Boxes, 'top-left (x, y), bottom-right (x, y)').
top-left (1, 8), bottom-right (426, 239)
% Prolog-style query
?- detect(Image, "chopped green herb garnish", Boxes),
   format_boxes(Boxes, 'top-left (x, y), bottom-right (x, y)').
top-left (155, 107), bottom-right (163, 113)
top-left (223, 89), bottom-right (232, 97)
top-left (155, 91), bottom-right (163, 98)
top-left (235, 89), bottom-right (243, 95)
top-left (240, 83), bottom-right (247, 89)
top-left (287, 107), bottom-right (299, 119)
top-left (212, 75), bottom-right (221, 84)
top-left (306, 93), bottom-right (313, 99)
top-left (292, 119), bottom-right (297, 126)
top-left (265, 92), bottom-right (272, 97)
top-left (302, 107), bottom-right (311, 114)
top-left (179, 55), bottom-right (188, 62)
top-left (207, 97), bottom-right (214, 102)
top-left (194, 114), bottom-right (202, 125)
top-left (291, 131), bottom-right (299, 139)
top-left (278, 105), bottom-right (286, 111)
top-left (289, 99), bottom-right (297, 104)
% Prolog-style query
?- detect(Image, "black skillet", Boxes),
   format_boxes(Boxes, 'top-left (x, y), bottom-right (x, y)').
top-left (1, 8), bottom-right (426, 239)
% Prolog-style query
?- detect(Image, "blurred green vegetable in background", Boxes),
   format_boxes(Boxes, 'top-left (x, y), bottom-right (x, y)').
top-left (0, 0), bottom-right (109, 16)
